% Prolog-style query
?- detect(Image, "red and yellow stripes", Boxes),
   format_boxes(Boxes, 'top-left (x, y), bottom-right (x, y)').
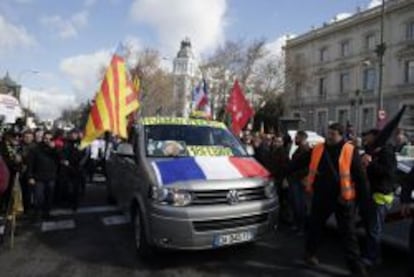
top-left (81, 54), bottom-right (140, 148)
top-left (125, 74), bottom-right (140, 115)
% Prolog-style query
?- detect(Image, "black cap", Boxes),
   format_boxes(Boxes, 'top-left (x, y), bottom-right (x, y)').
top-left (328, 122), bottom-right (345, 136)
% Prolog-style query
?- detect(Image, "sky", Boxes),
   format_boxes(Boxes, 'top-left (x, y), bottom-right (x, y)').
top-left (0, 0), bottom-right (381, 119)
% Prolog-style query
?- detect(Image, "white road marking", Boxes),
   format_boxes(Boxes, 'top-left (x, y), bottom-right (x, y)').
top-left (50, 209), bottom-right (74, 216)
top-left (41, 219), bottom-right (76, 232)
top-left (294, 260), bottom-right (349, 275)
top-left (101, 215), bottom-right (130, 226)
top-left (77, 205), bottom-right (120, 214)
top-left (50, 205), bottom-right (120, 216)
top-left (245, 260), bottom-right (291, 271)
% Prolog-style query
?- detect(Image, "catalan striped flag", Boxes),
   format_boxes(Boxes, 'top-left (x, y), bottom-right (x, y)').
top-left (81, 44), bottom-right (139, 148)
top-left (126, 73), bottom-right (140, 115)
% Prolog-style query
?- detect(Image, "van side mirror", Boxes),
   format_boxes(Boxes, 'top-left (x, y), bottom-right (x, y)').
top-left (116, 142), bottom-right (135, 157)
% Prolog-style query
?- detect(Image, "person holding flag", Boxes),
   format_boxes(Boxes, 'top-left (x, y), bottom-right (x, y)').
top-left (226, 80), bottom-right (254, 136)
top-left (81, 43), bottom-right (140, 149)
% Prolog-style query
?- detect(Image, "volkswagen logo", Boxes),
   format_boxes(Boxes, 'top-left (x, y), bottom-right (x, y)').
top-left (226, 189), bottom-right (240, 205)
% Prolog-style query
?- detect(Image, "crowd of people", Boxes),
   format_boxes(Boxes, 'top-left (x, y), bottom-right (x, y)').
top-left (0, 119), bottom-right (413, 276)
top-left (0, 126), bottom-right (109, 221)
top-left (241, 123), bottom-right (413, 277)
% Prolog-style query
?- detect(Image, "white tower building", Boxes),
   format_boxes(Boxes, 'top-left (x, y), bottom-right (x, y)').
top-left (172, 38), bottom-right (197, 117)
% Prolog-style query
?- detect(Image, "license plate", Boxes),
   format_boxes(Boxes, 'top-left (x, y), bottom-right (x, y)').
top-left (213, 231), bottom-right (254, 247)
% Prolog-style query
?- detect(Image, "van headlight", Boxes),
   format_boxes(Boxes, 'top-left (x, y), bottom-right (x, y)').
top-left (152, 187), bottom-right (192, 207)
top-left (264, 181), bottom-right (277, 199)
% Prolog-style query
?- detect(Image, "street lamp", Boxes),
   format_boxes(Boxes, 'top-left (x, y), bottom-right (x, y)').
top-left (376, 0), bottom-right (386, 117)
top-left (350, 89), bottom-right (363, 135)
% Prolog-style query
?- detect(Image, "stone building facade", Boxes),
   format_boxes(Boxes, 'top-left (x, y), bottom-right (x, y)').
top-left (285, 0), bottom-right (414, 135)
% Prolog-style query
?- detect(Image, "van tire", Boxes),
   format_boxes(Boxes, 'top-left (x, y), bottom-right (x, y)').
top-left (132, 204), bottom-right (154, 258)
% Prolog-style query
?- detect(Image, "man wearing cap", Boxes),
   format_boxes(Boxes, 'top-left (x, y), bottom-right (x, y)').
top-left (361, 128), bottom-right (397, 267)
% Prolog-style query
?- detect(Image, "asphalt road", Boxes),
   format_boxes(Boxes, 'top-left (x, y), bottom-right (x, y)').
top-left (0, 179), bottom-right (410, 277)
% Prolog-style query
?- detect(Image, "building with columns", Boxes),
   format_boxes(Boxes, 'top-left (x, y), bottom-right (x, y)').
top-left (172, 38), bottom-right (198, 117)
top-left (285, 0), bottom-right (414, 135)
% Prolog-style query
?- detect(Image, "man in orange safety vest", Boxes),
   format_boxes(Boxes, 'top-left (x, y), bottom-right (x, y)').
top-left (303, 123), bottom-right (369, 276)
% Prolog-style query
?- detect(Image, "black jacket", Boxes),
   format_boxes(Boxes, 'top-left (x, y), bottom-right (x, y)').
top-left (401, 167), bottom-right (414, 204)
top-left (62, 140), bottom-right (83, 168)
top-left (270, 146), bottom-right (290, 184)
top-left (366, 144), bottom-right (397, 195)
top-left (28, 143), bottom-right (60, 182)
top-left (254, 143), bottom-right (272, 170)
top-left (288, 144), bottom-right (310, 183)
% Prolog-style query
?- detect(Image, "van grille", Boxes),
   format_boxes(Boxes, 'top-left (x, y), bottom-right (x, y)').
top-left (193, 213), bottom-right (268, 232)
top-left (191, 186), bottom-right (266, 205)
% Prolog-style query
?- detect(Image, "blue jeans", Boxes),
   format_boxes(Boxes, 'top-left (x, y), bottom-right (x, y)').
top-left (364, 202), bottom-right (391, 263)
top-left (289, 181), bottom-right (306, 230)
top-left (34, 180), bottom-right (55, 215)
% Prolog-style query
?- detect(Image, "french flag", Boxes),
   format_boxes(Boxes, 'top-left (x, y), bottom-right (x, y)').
top-left (152, 157), bottom-right (270, 186)
top-left (191, 80), bottom-right (211, 117)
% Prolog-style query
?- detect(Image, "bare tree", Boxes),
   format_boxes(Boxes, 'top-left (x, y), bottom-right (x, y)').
top-left (129, 48), bottom-right (174, 116)
top-left (200, 38), bottom-right (268, 119)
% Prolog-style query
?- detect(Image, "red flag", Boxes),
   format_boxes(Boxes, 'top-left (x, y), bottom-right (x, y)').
top-left (226, 80), bottom-right (254, 135)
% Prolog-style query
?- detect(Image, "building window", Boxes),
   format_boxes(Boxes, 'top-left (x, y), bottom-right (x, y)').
top-left (406, 21), bottom-right (414, 40)
top-left (362, 107), bottom-right (375, 130)
top-left (341, 40), bottom-right (351, 57)
top-left (365, 34), bottom-right (376, 50)
top-left (319, 77), bottom-right (327, 99)
top-left (320, 47), bottom-right (328, 62)
top-left (363, 68), bottom-right (376, 91)
top-left (293, 112), bottom-right (301, 118)
top-left (401, 104), bottom-right (414, 135)
top-left (340, 72), bottom-right (350, 94)
top-left (337, 109), bottom-right (349, 127)
top-left (295, 81), bottom-right (302, 95)
top-left (405, 60), bottom-right (414, 84)
top-left (316, 111), bottom-right (328, 135)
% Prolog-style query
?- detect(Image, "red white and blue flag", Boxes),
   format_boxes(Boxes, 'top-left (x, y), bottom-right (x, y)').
top-left (191, 79), bottom-right (211, 118)
top-left (152, 157), bottom-right (269, 186)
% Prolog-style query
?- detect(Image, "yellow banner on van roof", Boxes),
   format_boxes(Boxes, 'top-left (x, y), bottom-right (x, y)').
top-left (142, 117), bottom-right (226, 129)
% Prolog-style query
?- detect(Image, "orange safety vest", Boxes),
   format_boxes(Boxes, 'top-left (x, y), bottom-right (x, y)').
top-left (305, 142), bottom-right (356, 201)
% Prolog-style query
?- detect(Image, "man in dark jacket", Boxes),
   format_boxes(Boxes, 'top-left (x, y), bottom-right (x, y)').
top-left (61, 130), bottom-right (83, 211)
top-left (401, 167), bottom-right (414, 277)
top-left (270, 135), bottom-right (291, 224)
top-left (28, 131), bottom-right (60, 218)
top-left (288, 131), bottom-right (310, 233)
top-left (295, 123), bottom-right (368, 276)
top-left (20, 130), bottom-right (35, 212)
top-left (361, 129), bottom-right (397, 266)
top-left (254, 135), bottom-right (272, 170)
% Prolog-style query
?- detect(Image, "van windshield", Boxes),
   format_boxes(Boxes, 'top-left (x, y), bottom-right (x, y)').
top-left (144, 124), bottom-right (247, 157)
